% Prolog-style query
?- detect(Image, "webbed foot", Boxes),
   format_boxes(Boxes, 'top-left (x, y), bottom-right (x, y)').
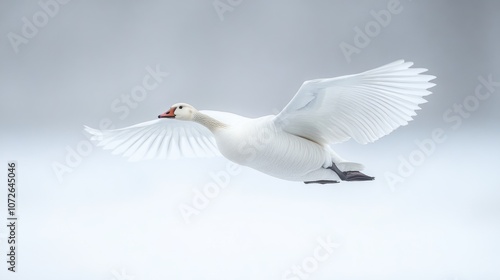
top-left (328, 163), bottom-right (375, 181)
top-left (304, 180), bottom-right (339, 184)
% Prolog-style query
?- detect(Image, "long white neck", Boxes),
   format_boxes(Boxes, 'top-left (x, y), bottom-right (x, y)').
top-left (192, 111), bottom-right (227, 132)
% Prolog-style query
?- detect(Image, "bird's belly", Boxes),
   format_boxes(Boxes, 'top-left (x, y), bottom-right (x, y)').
top-left (216, 130), bottom-right (329, 180)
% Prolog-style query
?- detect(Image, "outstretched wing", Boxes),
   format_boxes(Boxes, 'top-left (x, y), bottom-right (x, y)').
top-left (84, 118), bottom-right (220, 161)
top-left (274, 60), bottom-right (436, 145)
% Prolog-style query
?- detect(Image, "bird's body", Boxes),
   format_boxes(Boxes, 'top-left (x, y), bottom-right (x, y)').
top-left (212, 115), bottom-right (339, 182)
top-left (85, 60), bottom-right (436, 184)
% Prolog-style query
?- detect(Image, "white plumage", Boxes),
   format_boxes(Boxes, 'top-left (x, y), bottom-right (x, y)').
top-left (85, 60), bottom-right (435, 183)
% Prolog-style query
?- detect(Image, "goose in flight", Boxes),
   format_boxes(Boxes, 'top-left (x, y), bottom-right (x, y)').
top-left (85, 60), bottom-right (435, 184)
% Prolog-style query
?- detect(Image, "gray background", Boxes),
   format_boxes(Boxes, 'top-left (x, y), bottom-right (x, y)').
top-left (1, 0), bottom-right (499, 279)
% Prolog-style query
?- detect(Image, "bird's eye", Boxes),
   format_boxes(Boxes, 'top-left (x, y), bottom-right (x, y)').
top-left (179, 106), bottom-right (183, 109)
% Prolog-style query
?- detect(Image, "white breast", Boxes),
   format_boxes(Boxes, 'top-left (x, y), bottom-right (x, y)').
top-left (213, 116), bottom-right (330, 180)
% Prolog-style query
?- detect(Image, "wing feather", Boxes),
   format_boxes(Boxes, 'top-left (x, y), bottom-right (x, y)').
top-left (84, 119), bottom-right (221, 161)
top-left (275, 60), bottom-right (436, 144)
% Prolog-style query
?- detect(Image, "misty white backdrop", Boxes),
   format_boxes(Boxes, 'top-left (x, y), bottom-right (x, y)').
top-left (1, 0), bottom-right (499, 279)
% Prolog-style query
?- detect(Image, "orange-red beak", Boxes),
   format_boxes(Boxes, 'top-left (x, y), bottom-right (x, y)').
top-left (158, 107), bottom-right (176, 118)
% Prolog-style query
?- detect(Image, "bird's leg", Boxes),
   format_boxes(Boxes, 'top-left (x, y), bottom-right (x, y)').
top-left (329, 162), bottom-right (347, 180)
top-left (328, 163), bottom-right (375, 181)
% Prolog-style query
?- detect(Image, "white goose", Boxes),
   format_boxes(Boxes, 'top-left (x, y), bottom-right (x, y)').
top-left (85, 60), bottom-right (435, 184)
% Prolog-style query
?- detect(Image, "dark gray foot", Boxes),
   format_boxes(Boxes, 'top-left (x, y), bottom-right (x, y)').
top-left (304, 180), bottom-right (339, 184)
top-left (328, 163), bottom-right (375, 182)
top-left (344, 171), bottom-right (374, 181)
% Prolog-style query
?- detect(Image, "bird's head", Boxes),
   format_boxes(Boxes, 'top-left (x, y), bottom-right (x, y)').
top-left (158, 103), bottom-right (197, 121)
